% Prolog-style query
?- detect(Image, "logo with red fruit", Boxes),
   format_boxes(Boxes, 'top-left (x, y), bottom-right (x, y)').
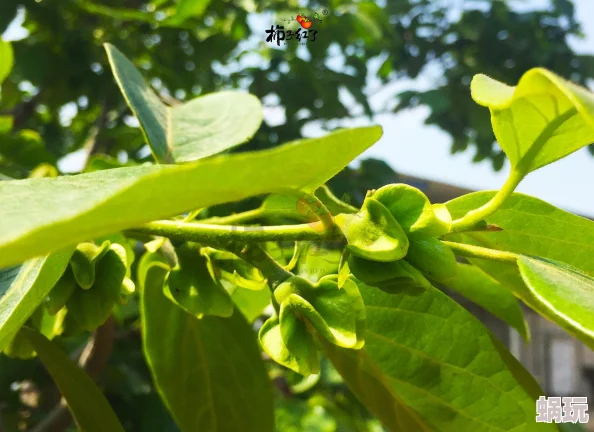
top-left (296, 14), bottom-right (313, 29)
top-left (266, 9), bottom-right (327, 46)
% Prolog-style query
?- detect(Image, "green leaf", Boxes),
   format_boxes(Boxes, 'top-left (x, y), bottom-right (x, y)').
top-left (322, 283), bottom-right (554, 432)
top-left (5, 307), bottom-right (67, 359)
top-left (105, 44), bottom-right (262, 163)
top-left (518, 256), bottom-right (594, 347)
top-left (20, 327), bottom-right (125, 432)
top-left (404, 238), bottom-right (457, 283)
top-left (45, 268), bottom-right (77, 315)
top-left (164, 0), bottom-right (212, 25)
top-left (0, 129), bottom-right (56, 167)
top-left (446, 191), bottom-right (594, 275)
top-left (0, 125), bottom-right (382, 268)
top-left (445, 263), bottom-right (529, 340)
top-left (260, 309), bottom-right (320, 376)
top-left (0, 39), bottom-right (13, 85)
top-left (471, 69), bottom-right (594, 173)
top-left (76, 1), bottom-right (156, 23)
top-left (348, 255), bottom-right (423, 291)
top-left (0, 250), bottom-right (72, 352)
top-left (321, 341), bottom-right (433, 431)
top-left (229, 285), bottom-right (270, 323)
top-left (140, 259), bottom-right (274, 432)
top-left (0, 115), bottom-right (12, 133)
top-left (298, 248), bottom-right (341, 281)
top-left (444, 233), bottom-right (579, 338)
top-left (166, 243), bottom-right (234, 318)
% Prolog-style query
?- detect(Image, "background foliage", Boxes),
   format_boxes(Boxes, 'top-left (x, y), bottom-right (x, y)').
top-left (1, 1), bottom-right (593, 431)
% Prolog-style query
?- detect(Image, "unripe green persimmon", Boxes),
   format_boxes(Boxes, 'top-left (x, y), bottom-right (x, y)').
top-left (67, 244), bottom-right (127, 331)
top-left (259, 311), bottom-right (319, 376)
top-left (405, 238), bottom-right (458, 282)
top-left (372, 184), bottom-right (452, 239)
top-left (69, 240), bottom-right (111, 290)
top-left (336, 197), bottom-right (409, 262)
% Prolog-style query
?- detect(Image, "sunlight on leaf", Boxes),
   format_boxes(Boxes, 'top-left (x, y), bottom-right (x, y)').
top-left (0, 250), bottom-right (72, 352)
top-left (323, 283), bottom-right (554, 432)
top-left (0, 125), bottom-right (382, 268)
top-left (445, 262), bottom-right (529, 340)
top-left (471, 69), bottom-right (594, 173)
top-left (105, 44), bottom-right (262, 163)
top-left (0, 39), bottom-right (13, 85)
top-left (518, 256), bottom-right (594, 347)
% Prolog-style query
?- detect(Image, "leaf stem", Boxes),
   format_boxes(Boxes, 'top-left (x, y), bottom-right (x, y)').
top-left (228, 243), bottom-right (293, 291)
top-left (198, 208), bottom-right (266, 225)
top-left (227, 243), bottom-right (294, 313)
top-left (128, 220), bottom-right (338, 244)
top-left (291, 191), bottom-right (335, 231)
top-left (450, 168), bottom-right (524, 232)
top-left (441, 240), bottom-right (519, 264)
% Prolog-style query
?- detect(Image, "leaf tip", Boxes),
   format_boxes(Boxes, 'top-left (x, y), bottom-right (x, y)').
top-left (470, 74), bottom-right (515, 109)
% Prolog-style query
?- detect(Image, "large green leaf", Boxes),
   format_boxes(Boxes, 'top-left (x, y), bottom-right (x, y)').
top-left (0, 39), bottom-right (12, 85)
top-left (105, 44), bottom-right (262, 163)
top-left (446, 233), bottom-right (594, 350)
top-left (445, 262), bottom-right (529, 340)
top-left (446, 191), bottom-right (594, 276)
top-left (140, 257), bottom-right (274, 432)
top-left (0, 125), bottom-right (382, 268)
top-left (20, 327), bottom-right (125, 432)
top-left (0, 249), bottom-right (72, 352)
top-left (471, 69), bottom-right (594, 173)
top-left (321, 341), bottom-right (433, 431)
top-left (323, 283), bottom-right (553, 432)
top-left (518, 256), bottom-right (594, 346)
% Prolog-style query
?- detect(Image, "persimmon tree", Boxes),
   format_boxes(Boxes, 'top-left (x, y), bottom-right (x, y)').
top-left (1, 44), bottom-right (594, 431)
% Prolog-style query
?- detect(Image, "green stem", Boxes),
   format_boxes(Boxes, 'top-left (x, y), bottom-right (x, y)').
top-left (128, 220), bottom-right (337, 245)
top-left (450, 168), bottom-right (524, 232)
top-left (228, 243), bottom-right (293, 291)
top-left (441, 240), bottom-right (519, 264)
top-left (291, 191), bottom-right (334, 231)
top-left (284, 242), bottom-right (302, 271)
top-left (228, 243), bottom-right (294, 313)
top-left (198, 208), bottom-right (266, 225)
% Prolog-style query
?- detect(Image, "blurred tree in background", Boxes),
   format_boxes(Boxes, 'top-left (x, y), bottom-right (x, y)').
top-left (0, 0), bottom-right (593, 430)
top-left (1, 0), bottom-right (593, 179)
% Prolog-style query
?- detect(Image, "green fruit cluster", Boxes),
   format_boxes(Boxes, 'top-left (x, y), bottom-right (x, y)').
top-left (336, 184), bottom-right (458, 290)
top-left (44, 240), bottom-right (133, 333)
top-left (259, 275), bottom-right (365, 376)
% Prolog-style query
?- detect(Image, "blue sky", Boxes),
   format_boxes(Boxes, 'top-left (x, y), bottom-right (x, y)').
top-left (3, 1), bottom-right (594, 215)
